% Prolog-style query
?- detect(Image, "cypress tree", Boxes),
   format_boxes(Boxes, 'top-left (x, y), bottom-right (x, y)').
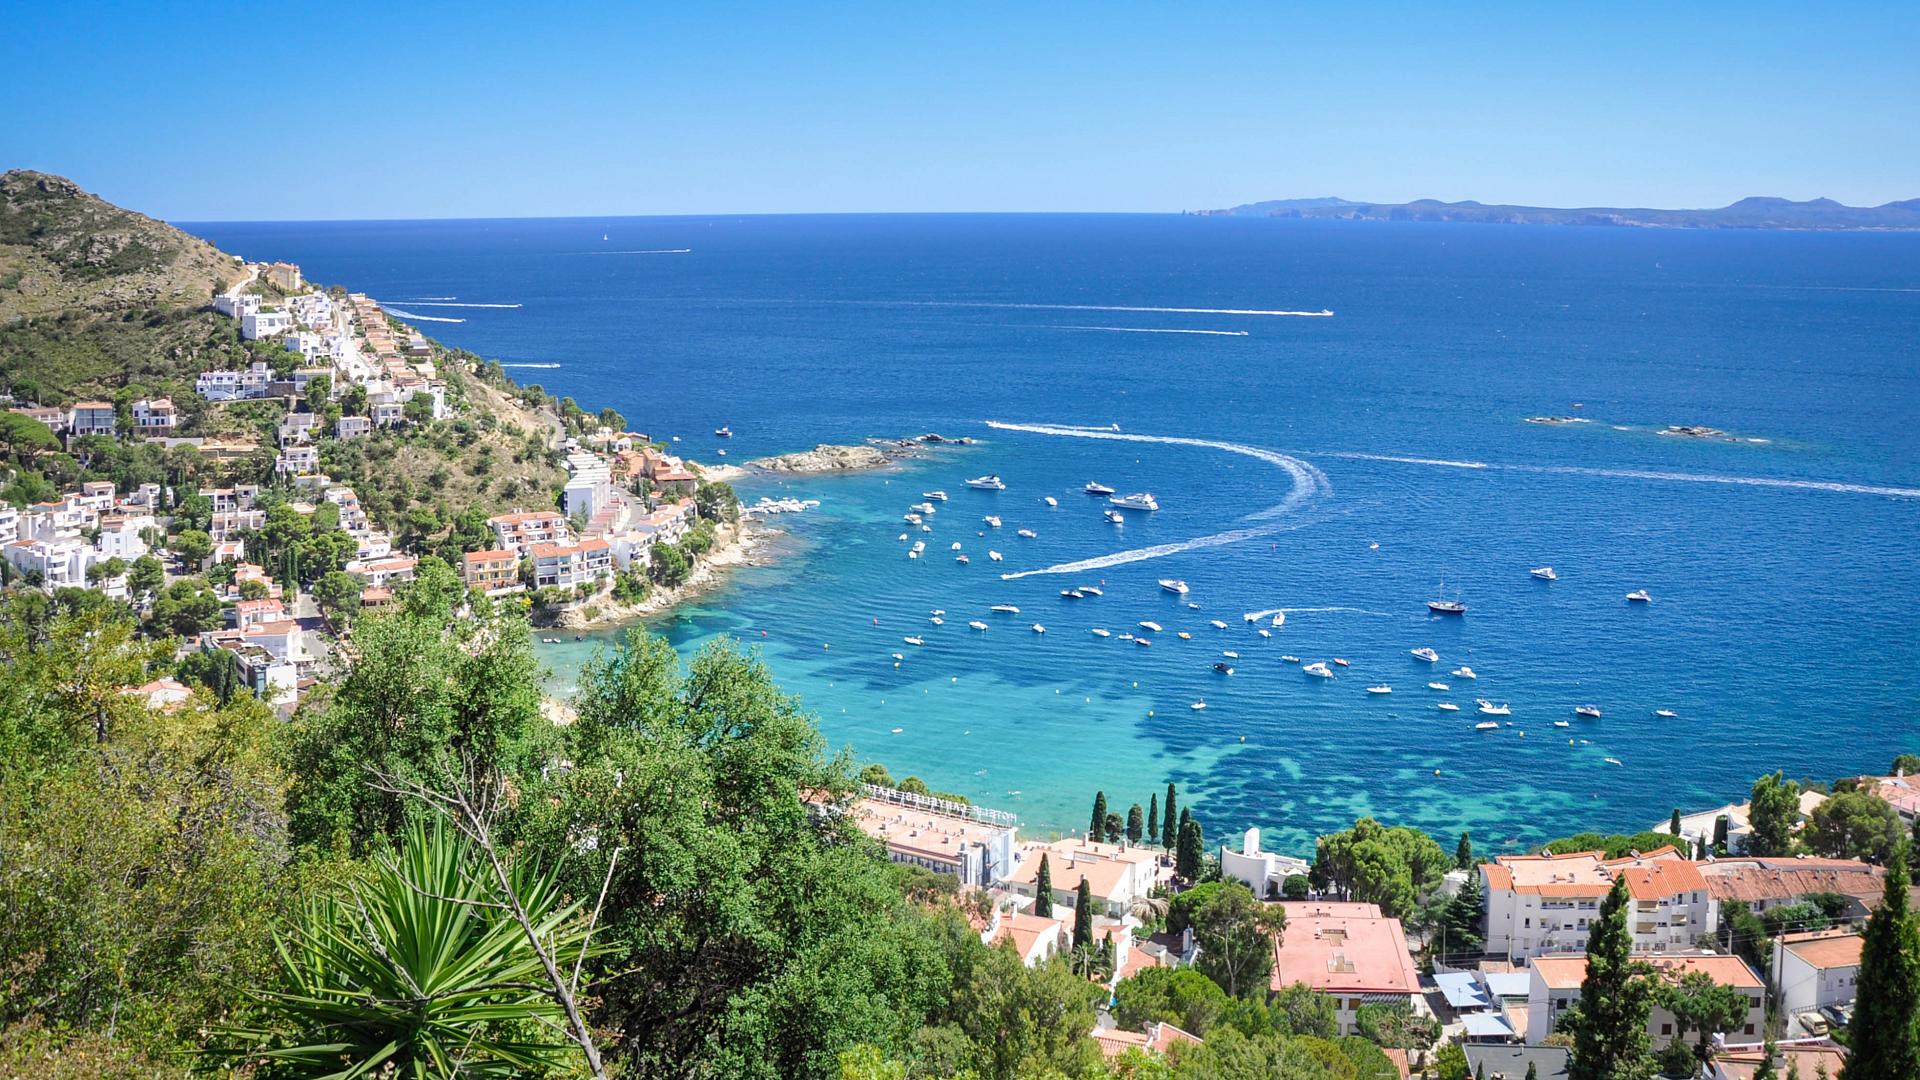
top-left (1568, 875), bottom-right (1654, 1080)
top-left (1126, 803), bottom-right (1145, 845)
top-left (1162, 783), bottom-right (1178, 850)
top-left (1671, 808), bottom-right (1684, 839)
top-left (1090, 791), bottom-right (1108, 840)
top-left (1843, 842), bottom-right (1920, 1080)
top-left (1034, 854), bottom-right (1053, 917)
top-left (1475, 1064), bottom-right (1486, 1080)
top-left (1713, 814), bottom-right (1730, 856)
top-left (1525, 1063), bottom-right (1538, 1080)
top-left (1073, 878), bottom-right (1094, 948)
top-left (1455, 830), bottom-right (1473, 869)
top-left (1147, 793), bottom-right (1160, 844)
top-left (1177, 818), bottom-right (1205, 881)
top-left (1753, 1039), bottom-right (1778, 1080)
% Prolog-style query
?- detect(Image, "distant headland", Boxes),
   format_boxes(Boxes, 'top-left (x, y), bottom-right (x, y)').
top-left (1195, 195), bottom-right (1920, 231)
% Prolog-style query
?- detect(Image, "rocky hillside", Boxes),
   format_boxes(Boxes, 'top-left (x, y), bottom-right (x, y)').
top-left (0, 170), bottom-right (244, 321)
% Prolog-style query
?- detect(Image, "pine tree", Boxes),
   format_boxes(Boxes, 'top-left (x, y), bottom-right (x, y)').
top-left (1568, 875), bottom-right (1654, 1080)
top-left (1126, 803), bottom-right (1144, 845)
top-left (1147, 793), bottom-right (1160, 845)
top-left (1034, 854), bottom-right (1053, 918)
top-left (1177, 818), bottom-right (1205, 881)
top-left (1073, 878), bottom-right (1094, 948)
top-left (1843, 842), bottom-right (1920, 1080)
top-left (1090, 791), bottom-right (1108, 841)
top-left (1162, 784), bottom-right (1178, 851)
top-left (1455, 830), bottom-right (1473, 870)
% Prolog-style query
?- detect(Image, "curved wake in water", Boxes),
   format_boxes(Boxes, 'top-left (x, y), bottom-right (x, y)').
top-left (378, 301), bottom-right (522, 309)
top-left (1316, 450), bottom-right (1920, 499)
top-left (1051, 325), bottom-right (1249, 337)
top-left (986, 421), bottom-right (1332, 578)
top-left (384, 309), bottom-right (465, 323)
top-left (501, 362), bottom-right (562, 369)
top-left (1246, 606), bottom-right (1398, 620)
top-left (911, 301), bottom-right (1332, 317)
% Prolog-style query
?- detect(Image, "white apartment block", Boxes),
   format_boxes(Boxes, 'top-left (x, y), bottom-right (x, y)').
top-left (276, 446), bottom-right (320, 475)
top-left (130, 398), bottom-right (176, 433)
top-left (0, 506), bottom-right (18, 545)
top-left (1771, 930), bottom-right (1862, 1024)
top-left (5, 537), bottom-right (93, 590)
top-left (212, 293), bottom-right (259, 319)
top-left (529, 539), bottom-right (613, 589)
top-left (489, 511), bottom-right (570, 555)
top-left (69, 402), bottom-right (117, 438)
top-left (241, 309), bottom-right (293, 339)
top-left (1528, 953), bottom-right (1763, 1048)
top-left (1481, 847), bottom-right (1716, 960)
top-left (95, 513), bottom-right (153, 560)
top-left (196, 362), bottom-right (275, 402)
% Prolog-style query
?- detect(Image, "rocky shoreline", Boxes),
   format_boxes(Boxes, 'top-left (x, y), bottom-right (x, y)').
top-left (747, 433), bottom-right (975, 474)
top-left (548, 519), bottom-right (778, 631)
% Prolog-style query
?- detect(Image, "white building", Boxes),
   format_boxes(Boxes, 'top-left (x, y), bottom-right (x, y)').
top-left (276, 446), bottom-right (320, 475)
top-left (4, 537), bottom-right (93, 590)
top-left (1528, 953), bottom-right (1763, 1048)
top-left (490, 511), bottom-right (570, 555)
top-left (69, 401), bottom-right (117, 438)
top-left (0, 506), bottom-right (18, 545)
top-left (278, 412), bottom-right (321, 445)
top-left (212, 292), bottom-right (260, 319)
top-left (1006, 837), bottom-right (1163, 917)
top-left (241, 309), bottom-right (293, 340)
top-left (529, 539), bottom-right (613, 589)
top-left (848, 786), bottom-right (1021, 889)
top-left (130, 398), bottom-right (176, 433)
top-left (196, 362), bottom-right (275, 402)
top-left (335, 415), bottom-right (371, 440)
top-left (1482, 847), bottom-right (1716, 960)
top-left (1220, 827), bottom-right (1313, 899)
top-left (1771, 929), bottom-right (1862, 1028)
top-left (95, 513), bottom-right (153, 560)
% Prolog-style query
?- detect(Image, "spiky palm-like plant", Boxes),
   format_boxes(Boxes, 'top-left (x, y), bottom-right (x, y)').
top-left (224, 819), bottom-right (593, 1078)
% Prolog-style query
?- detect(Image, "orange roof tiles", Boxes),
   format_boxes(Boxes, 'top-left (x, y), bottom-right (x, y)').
top-left (1780, 930), bottom-right (1863, 970)
top-left (1531, 952), bottom-right (1763, 992)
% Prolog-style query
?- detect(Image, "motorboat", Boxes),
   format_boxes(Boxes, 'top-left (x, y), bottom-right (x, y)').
top-left (969, 620), bottom-right (988, 631)
top-left (929, 616), bottom-right (944, 625)
top-left (988, 551), bottom-right (1003, 561)
top-left (715, 449), bottom-right (726, 457)
top-left (1159, 579), bottom-right (1190, 595)
top-left (1428, 682), bottom-right (1450, 691)
top-left (911, 502), bottom-right (936, 514)
top-left (1213, 662), bottom-right (1235, 675)
top-left (1333, 658), bottom-right (1350, 667)
top-left (891, 653), bottom-right (904, 661)
top-left (898, 533), bottom-right (908, 542)
top-left (1017, 529), bottom-right (1037, 538)
top-left (1079, 586), bottom-right (1104, 596)
top-left (1302, 662), bottom-right (1334, 678)
top-left (1280, 655), bottom-right (1300, 663)
top-left (1475, 721), bottom-right (1501, 731)
top-left (984, 516), bottom-right (1002, 528)
top-left (1654, 709), bottom-right (1678, 718)
top-left (911, 540), bottom-right (926, 553)
top-left (1090, 628), bottom-right (1111, 638)
top-left (1031, 624), bottom-right (1046, 634)
top-left (1209, 619), bottom-right (1228, 629)
top-left (1190, 700), bottom-right (1207, 711)
top-left (1084, 481), bottom-right (1116, 495)
top-left (1060, 588), bottom-right (1085, 599)
top-left (1104, 510), bottom-right (1126, 524)
top-left (1043, 496), bottom-right (1058, 507)
top-left (1411, 647), bottom-right (1440, 663)
top-left (1135, 637), bottom-right (1152, 647)
top-left (991, 604), bottom-right (1021, 614)
top-left (1436, 703), bottom-right (1459, 712)
top-left (1110, 492), bottom-right (1160, 511)
top-left (930, 608), bottom-right (946, 616)
top-left (1451, 666), bottom-right (1477, 679)
top-left (903, 636), bottom-right (924, 646)
top-left (1177, 631), bottom-right (1191, 640)
top-left (1257, 629), bottom-right (1272, 638)
top-left (1626, 589), bottom-right (1652, 603)
top-left (967, 475), bottom-right (1006, 490)
top-left (1531, 566), bottom-right (1557, 581)
top-left (1221, 650), bottom-right (1239, 659)
top-left (1139, 620), bottom-right (1163, 632)
top-left (1367, 685), bottom-right (1392, 694)
top-left (907, 550), bottom-right (919, 559)
top-left (1271, 612), bottom-right (1286, 627)
top-left (1118, 632), bottom-right (1134, 640)
top-left (1553, 720), bottom-right (1571, 728)
top-left (714, 426), bottom-right (733, 438)
top-left (922, 490), bottom-right (948, 501)
top-left (903, 513), bottom-right (922, 525)
top-left (1604, 758), bottom-right (1624, 767)
top-left (950, 542), bottom-right (962, 551)
top-left (1477, 700), bottom-right (1512, 716)
top-left (1575, 705), bottom-right (1602, 719)
top-left (1187, 602), bottom-right (1200, 610)
top-left (955, 555), bottom-right (969, 564)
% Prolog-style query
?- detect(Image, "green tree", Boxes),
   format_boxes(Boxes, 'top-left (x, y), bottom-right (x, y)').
top-left (1091, 790), bottom-right (1109, 840)
top-left (1147, 792), bottom-right (1160, 844)
top-left (1748, 771), bottom-right (1801, 856)
top-left (0, 410), bottom-right (60, 458)
top-left (311, 569), bottom-right (362, 616)
top-left (1177, 882), bottom-right (1285, 998)
top-left (1806, 789), bottom-right (1905, 863)
top-left (127, 552), bottom-right (164, 596)
top-left (168, 527), bottom-right (213, 567)
top-left (1127, 802), bottom-right (1146, 845)
top-left (1177, 817), bottom-right (1206, 881)
top-left (1113, 965), bottom-right (1232, 1035)
top-left (1567, 875), bottom-right (1655, 1080)
top-left (147, 578), bottom-right (222, 636)
top-left (1439, 864), bottom-right (1485, 957)
top-left (1356, 1000), bottom-right (1437, 1050)
top-left (1267, 981), bottom-right (1339, 1038)
top-left (1714, 815), bottom-right (1731, 856)
top-left (1754, 1039), bottom-right (1779, 1080)
top-left (1034, 854), bottom-right (1054, 918)
top-left (1663, 969), bottom-right (1749, 1065)
top-left (948, 947), bottom-right (1103, 1080)
top-left (1311, 818), bottom-right (1452, 919)
top-left (1282, 874), bottom-right (1311, 899)
top-left (1433, 1041), bottom-right (1469, 1080)
top-left (1843, 843), bottom-right (1920, 1080)
top-left (1163, 783), bottom-right (1178, 850)
top-left (1671, 808), bottom-right (1684, 839)
top-left (1455, 830), bottom-right (1473, 869)
top-left (1074, 878), bottom-right (1095, 948)
top-left (647, 540), bottom-right (689, 586)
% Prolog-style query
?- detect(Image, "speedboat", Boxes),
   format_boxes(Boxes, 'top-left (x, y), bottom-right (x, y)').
top-left (1017, 529), bottom-right (1036, 538)
top-left (988, 551), bottom-right (1003, 561)
top-left (1084, 481), bottom-right (1116, 495)
top-left (1280, 655), bottom-right (1300, 663)
top-left (1110, 493), bottom-right (1160, 511)
top-left (1209, 619), bottom-right (1228, 629)
top-left (1271, 612), bottom-right (1286, 627)
top-left (1428, 682), bottom-right (1450, 691)
top-left (983, 516), bottom-right (1002, 528)
top-left (1303, 662), bottom-right (1334, 678)
top-left (929, 616), bottom-right (944, 625)
top-left (1367, 685), bottom-right (1392, 694)
top-left (1079, 586), bottom-right (1103, 596)
top-left (715, 449), bottom-right (726, 457)
top-left (1177, 631), bottom-right (1191, 640)
top-left (1604, 758), bottom-right (1624, 767)
top-left (907, 550), bottom-right (919, 559)
top-left (1031, 624), bottom-right (1046, 634)
top-left (1159, 579), bottom-right (1190, 595)
top-left (1043, 496), bottom-right (1057, 507)
top-left (1090, 628), bottom-right (1111, 638)
top-left (903, 636), bottom-right (924, 646)
top-left (1214, 662), bottom-right (1235, 675)
top-left (990, 604), bottom-right (1021, 614)
top-left (922, 490), bottom-right (948, 501)
top-left (911, 502), bottom-right (936, 514)
top-left (1221, 650), bottom-right (1239, 659)
top-left (1190, 700), bottom-right (1207, 711)
top-left (1135, 637), bottom-right (1152, 647)
top-left (1451, 666), bottom-right (1477, 679)
top-left (969, 620), bottom-right (988, 631)
top-left (714, 426), bottom-right (732, 438)
top-left (1531, 566), bottom-right (1557, 581)
top-left (950, 542), bottom-right (963, 551)
top-left (1477, 700), bottom-right (1512, 716)
top-left (1626, 589), bottom-right (1652, 603)
top-left (1104, 510), bottom-right (1125, 524)
top-left (967, 475), bottom-right (1006, 490)
top-left (911, 540), bottom-right (926, 553)
top-left (1118, 632), bottom-right (1134, 641)
top-left (930, 608), bottom-right (946, 616)
top-left (1139, 620), bottom-right (1163, 632)
top-left (1654, 709), bottom-right (1678, 718)
top-left (1333, 658), bottom-right (1350, 667)
top-left (1553, 720), bottom-right (1571, 728)
top-left (1257, 629), bottom-right (1272, 638)
top-left (1475, 721), bottom-right (1501, 731)
top-left (955, 555), bottom-right (969, 564)
top-left (1436, 702), bottom-right (1460, 712)
top-left (1575, 705), bottom-right (1602, 719)
top-left (1060, 588), bottom-right (1085, 599)
top-left (1411, 647), bottom-right (1440, 663)
top-left (903, 513), bottom-right (922, 525)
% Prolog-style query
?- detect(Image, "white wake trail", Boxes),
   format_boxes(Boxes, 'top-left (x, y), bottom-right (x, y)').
top-left (578, 248), bottom-right (692, 255)
top-left (384, 309), bottom-right (465, 323)
top-left (1049, 325), bottom-right (1249, 337)
top-left (909, 301), bottom-right (1331, 317)
top-left (501, 363), bottom-right (561, 369)
top-left (377, 301), bottom-right (522, 309)
top-left (1317, 449), bottom-right (1920, 499)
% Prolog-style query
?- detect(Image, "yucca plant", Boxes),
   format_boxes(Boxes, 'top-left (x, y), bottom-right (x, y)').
top-left (221, 818), bottom-right (594, 1078)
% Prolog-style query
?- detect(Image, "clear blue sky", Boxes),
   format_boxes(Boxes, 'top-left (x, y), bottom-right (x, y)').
top-left (3, 2), bottom-right (1915, 221)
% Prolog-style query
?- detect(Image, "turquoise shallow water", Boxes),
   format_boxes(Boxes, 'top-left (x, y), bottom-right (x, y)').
top-left (189, 214), bottom-right (1920, 855)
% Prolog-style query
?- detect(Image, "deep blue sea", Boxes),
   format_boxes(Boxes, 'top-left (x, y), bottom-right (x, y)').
top-left (186, 213), bottom-right (1920, 855)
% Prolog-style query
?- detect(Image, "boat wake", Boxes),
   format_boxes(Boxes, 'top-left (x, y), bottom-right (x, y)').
top-left (1244, 605), bottom-right (1397, 620)
top-left (986, 421), bottom-right (1332, 578)
top-left (402, 295), bottom-right (456, 300)
top-left (1316, 450), bottom-right (1920, 499)
top-left (501, 362), bottom-right (562, 369)
top-left (383, 308), bottom-right (465, 323)
top-left (377, 301), bottom-right (522, 309)
top-left (1049, 325), bottom-right (1249, 337)
top-left (578, 248), bottom-right (693, 255)
top-left (910, 301), bottom-right (1332, 317)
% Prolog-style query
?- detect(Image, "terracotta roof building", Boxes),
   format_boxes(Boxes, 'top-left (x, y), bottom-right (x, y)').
top-left (1528, 952), bottom-right (1763, 1049)
top-left (1269, 900), bottom-right (1424, 1036)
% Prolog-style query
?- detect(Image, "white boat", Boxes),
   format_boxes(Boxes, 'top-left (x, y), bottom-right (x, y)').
top-left (907, 550), bottom-right (918, 560)
top-left (1257, 629), bottom-right (1271, 638)
top-left (955, 555), bottom-right (969, 564)
top-left (1604, 757), bottom-right (1624, 767)
top-left (1626, 589), bottom-right (1652, 603)
top-left (1031, 624), bottom-right (1046, 634)
top-left (891, 727), bottom-right (904, 734)
top-left (1017, 529), bottom-right (1036, 538)
top-left (967, 475), bottom-right (1006, 490)
top-left (1104, 510), bottom-right (1125, 524)
top-left (1367, 685), bottom-right (1392, 694)
top-left (1475, 721), bottom-right (1501, 731)
top-left (983, 516), bottom-right (1002, 528)
top-left (922, 491), bottom-right (948, 501)
top-left (1531, 566), bottom-right (1557, 581)
top-left (1271, 612), bottom-right (1285, 627)
top-left (903, 636), bottom-right (924, 646)
top-left (990, 604), bottom-right (1020, 614)
top-left (1209, 619), bottom-right (1228, 629)
top-left (1177, 631), bottom-right (1191, 640)
top-left (1060, 588), bottom-right (1085, 599)
top-left (1139, 620), bottom-right (1162, 632)
top-left (921, 524), bottom-right (932, 532)
top-left (1079, 586), bottom-right (1103, 596)
top-left (1090, 628), bottom-right (1111, 638)
top-left (1159, 579), bottom-right (1190, 595)
top-left (1477, 700), bottom-right (1512, 716)
top-left (1553, 720), bottom-right (1571, 728)
top-left (1280, 655), bottom-right (1299, 663)
top-left (929, 616), bottom-right (944, 625)
top-left (1118, 632), bottom-right (1134, 641)
top-left (898, 533), bottom-right (909, 541)
top-left (911, 502), bottom-right (936, 514)
top-left (1333, 658), bottom-right (1350, 668)
top-left (1084, 481), bottom-right (1116, 495)
top-left (1213, 662), bottom-right (1234, 675)
top-left (1303, 662), bottom-right (1334, 678)
top-left (714, 426), bottom-right (732, 438)
top-left (1575, 705), bottom-right (1602, 719)
top-left (1190, 701), bottom-right (1207, 711)
top-left (1654, 709), bottom-right (1678, 718)
top-left (903, 513), bottom-right (922, 524)
top-left (1135, 637), bottom-right (1152, 647)
top-left (969, 620), bottom-right (988, 631)
top-left (1110, 492), bottom-right (1160, 511)
top-left (911, 540), bottom-right (925, 553)
top-left (1451, 666), bottom-right (1477, 679)
top-left (1436, 703), bottom-right (1459, 712)
top-left (988, 550), bottom-right (1003, 561)
top-left (1411, 647), bottom-right (1440, 663)
top-left (931, 609), bottom-right (946, 615)
top-left (1428, 682), bottom-right (1450, 691)
top-left (891, 653), bottom-right (904, 661)
top-left (1221, 650), bottom-right (1239, 659)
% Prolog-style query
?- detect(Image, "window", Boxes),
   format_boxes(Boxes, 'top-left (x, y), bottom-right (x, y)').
top-left (1661, 1023), bottom-right (1671, 1035)
top-left (1745, 1024), bottom-right (1755, 1035)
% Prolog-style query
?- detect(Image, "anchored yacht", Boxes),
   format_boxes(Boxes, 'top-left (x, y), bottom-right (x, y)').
top-left (1084, 481), bottom-right (1116, 495)
top-left (1109, 492), bottom-right (1160, 511)
top-left (1531, 566), bottom-right (1557, 581)
top-left (1411, 647), bottom-right (1440, 663)
top-left (1159, 579), bottom-right (1190, 595)
top-left (967, 475), bottom-right (1006, 490)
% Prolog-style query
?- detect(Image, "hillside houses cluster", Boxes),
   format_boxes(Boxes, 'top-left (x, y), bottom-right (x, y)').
top-left (1, 479), bottom-right (162, 596)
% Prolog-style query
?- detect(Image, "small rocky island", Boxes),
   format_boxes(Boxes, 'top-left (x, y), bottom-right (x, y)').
top-left (748, 433), bottom-right (973, 474)
top-left (1657, 424), bottom-right (1735, 440)
top-left (1525, 415), bottom-right (1592, 425)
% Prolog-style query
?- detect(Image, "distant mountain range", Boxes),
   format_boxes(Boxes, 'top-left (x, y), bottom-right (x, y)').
top-left (1199, 195), bottom-right (1920, 231)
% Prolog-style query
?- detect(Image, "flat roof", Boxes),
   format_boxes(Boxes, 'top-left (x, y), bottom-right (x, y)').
top-left (1269, 901), bottom-right (1418, 996)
